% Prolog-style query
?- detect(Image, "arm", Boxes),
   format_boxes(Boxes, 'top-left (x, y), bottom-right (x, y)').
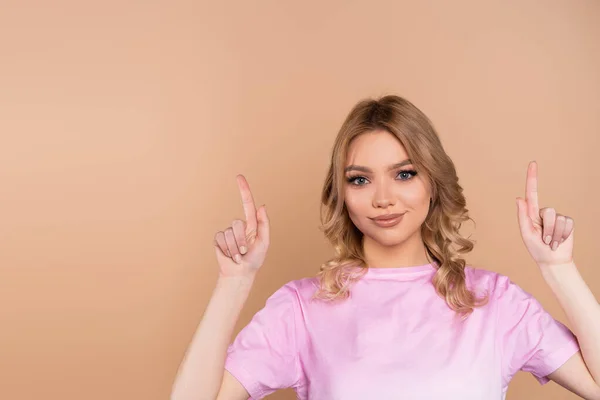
top-left (542, 263), bottom-right (600, 399)
top-left (171, 276), bottom-right (254, 400)
top-left (516, 161), bottom-right (600, 398)
top-left (171, 175), bottom-right (270, 400)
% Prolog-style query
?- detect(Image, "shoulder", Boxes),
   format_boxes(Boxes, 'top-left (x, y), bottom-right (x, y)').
top-left (244, 278), bottom-right (319, 326)
top-left (285, 276), bottom-right (320, 290)
top-left (464, 265), bottom-right (529, 301)
top-left (464, 266), bottom-right (546, 318)
top-left (464, 264), bottom-right (505, 289)
top-left (266, 276), bottom-right (320, 305)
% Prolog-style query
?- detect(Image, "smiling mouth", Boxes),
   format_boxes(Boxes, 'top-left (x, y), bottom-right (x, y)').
top-left (369, 213), bottom-right (405, 227)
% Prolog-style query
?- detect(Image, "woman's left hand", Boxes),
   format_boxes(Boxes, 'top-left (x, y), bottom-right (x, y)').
top-left (516, 161), bottom-right (574, 268)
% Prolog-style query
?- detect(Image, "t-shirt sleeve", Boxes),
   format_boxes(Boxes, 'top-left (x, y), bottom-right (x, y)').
top-left (497, 275), bottom-right (580, 385)
top-left (224, 283), bottom-right (303, 399)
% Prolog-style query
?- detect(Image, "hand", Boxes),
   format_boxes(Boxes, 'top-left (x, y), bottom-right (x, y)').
top-left (516, 161), bottom-right (574, 268)
top-left (214, 175), bottom-right (270, 278)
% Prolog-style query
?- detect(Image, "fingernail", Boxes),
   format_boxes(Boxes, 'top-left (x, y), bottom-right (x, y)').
top-left (551, 241), bottom-right (558, 251)
top-left (544, 236), bottom-right (552, 245)
top-left (240, 246), bottom-right (247, 255)
top-left (234, 254), bottom-right (242, 263)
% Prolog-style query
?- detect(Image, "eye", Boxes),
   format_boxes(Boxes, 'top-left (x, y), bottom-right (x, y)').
top-left (397, 170), bottom-right (417, 181)
top-left (346, 175), bottom-right (369, 186)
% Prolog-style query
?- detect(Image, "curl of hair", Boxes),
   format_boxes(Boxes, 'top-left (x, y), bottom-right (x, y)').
top-left (313, 95), bottom-right (488, 318)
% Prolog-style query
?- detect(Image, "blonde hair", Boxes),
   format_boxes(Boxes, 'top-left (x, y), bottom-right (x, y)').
top-left (314, 95), bottom-right (488, 317)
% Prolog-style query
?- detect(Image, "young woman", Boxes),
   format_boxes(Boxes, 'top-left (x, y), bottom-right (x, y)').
top-left (171, 95), bottom-right (600, 399)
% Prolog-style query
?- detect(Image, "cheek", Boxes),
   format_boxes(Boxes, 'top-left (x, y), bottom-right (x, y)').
top-left (343, 188), bottom-right (356, 213)
top-left (344, 188), bottom-right (370, 216)
top-left (344, 191), bottom-right (371, 230)
top-left (404, 193), bottom-right (430, 211)
top-left (402, 182), bottom-right (430, 210)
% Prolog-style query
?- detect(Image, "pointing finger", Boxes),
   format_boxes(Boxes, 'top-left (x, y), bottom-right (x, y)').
top-left (236, 175), bottom-right (258, 239)
top-left (525, 161), bottom-right (540, 221)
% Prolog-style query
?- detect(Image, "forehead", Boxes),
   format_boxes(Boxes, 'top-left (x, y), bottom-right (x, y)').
top-left (346, 130), bottom-right (408, 166)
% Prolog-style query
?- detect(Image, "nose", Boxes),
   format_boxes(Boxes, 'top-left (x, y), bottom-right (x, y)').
top-left (372, 181), bottom-right (395, 208)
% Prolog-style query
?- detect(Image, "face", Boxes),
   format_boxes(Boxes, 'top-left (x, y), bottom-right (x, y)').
top-left (343, 130), bottom-right (432, 248)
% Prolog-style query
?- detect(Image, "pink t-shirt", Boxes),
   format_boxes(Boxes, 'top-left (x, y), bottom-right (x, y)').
top-left (225, 263), bottom-right (580, 399)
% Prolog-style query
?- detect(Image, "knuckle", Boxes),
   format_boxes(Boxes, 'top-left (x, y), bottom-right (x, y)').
top-left (232, 220), bottom-right (246, 233)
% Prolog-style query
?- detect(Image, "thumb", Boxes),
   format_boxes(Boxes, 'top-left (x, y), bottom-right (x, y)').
top-left (516, 197), bottom-right (534, 236)
top-left (256, 205), bottom-right (270, 244)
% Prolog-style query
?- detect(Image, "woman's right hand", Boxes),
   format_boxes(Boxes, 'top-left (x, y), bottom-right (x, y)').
top-left (214, 175), bottom-right (270, 279)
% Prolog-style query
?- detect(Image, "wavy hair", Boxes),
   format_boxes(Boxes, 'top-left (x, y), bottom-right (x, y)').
top-left (313, 95), bottom-right (488, 318)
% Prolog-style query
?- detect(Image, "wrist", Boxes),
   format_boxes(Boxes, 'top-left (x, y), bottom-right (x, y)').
top-left (539, 261), bottom-right (578, 283)
top-left (217, 273), bottom-right (257, 289)
top-left (212, 274), bottom-right (257, 313)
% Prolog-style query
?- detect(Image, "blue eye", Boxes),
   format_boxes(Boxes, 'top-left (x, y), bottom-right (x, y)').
top-left (346, 176), bottom-right (368, 186)
top-left (398, 170), bottom-right (417, 180)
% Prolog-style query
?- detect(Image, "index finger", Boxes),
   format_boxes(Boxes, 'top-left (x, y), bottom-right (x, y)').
top-left (236, 174), bottom-right (258, 234)
top-left (525, 161), bottom-right (540, 219)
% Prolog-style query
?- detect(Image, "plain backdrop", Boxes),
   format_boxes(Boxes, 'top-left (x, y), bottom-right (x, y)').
top-left (0, 1), bottom-right (598, 399)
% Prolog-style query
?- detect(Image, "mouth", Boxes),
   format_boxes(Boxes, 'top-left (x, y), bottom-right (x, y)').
top-left (369, 213), bottom-right (405, 228)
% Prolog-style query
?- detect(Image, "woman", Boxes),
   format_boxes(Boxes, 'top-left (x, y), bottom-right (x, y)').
top-left (171, 95), bottom-right (600, 399)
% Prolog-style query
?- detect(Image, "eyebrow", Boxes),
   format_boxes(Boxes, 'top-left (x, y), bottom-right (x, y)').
top-left (344, 159), bottom-right (413, 173)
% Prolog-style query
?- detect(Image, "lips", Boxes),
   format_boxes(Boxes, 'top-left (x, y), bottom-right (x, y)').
top-left (371, 213), bottom-right (404, 221)
top-left (370, 213), bottom-right (405, 228)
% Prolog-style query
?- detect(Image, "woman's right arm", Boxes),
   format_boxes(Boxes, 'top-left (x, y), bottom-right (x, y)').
top-left (171, 175), bottom-right (270, 400)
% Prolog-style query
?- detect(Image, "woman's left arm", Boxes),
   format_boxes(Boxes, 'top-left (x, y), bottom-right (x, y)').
top-left (516, 161), bottom-right (600, 398)
top-left (541, 262), bottom-right (600, 398)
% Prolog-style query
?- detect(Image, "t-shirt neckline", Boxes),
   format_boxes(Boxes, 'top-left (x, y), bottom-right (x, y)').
top-left (363, 262), bottom-right (437, 279)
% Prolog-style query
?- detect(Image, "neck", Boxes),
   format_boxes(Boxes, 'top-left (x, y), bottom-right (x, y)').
top-left (363, 231), bottom-right (430, 269)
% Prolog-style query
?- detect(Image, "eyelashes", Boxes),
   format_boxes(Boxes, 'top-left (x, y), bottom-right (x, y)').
top-left (346, 169), bottom-right (418, 186)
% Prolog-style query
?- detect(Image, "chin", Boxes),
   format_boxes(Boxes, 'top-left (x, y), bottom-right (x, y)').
top-left (378, 238), bottom-right (407, 248)
top-left (367, 231), bottom-right (409, 248)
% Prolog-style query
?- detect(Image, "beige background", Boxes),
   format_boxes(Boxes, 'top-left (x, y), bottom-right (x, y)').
top-left (0, 1), bottom-right (598, 399)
